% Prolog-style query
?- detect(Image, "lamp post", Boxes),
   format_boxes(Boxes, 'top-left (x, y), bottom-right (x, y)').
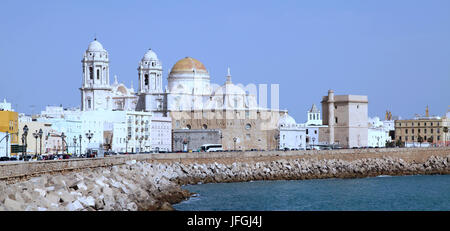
top-left (22, 125), bottom-right (29, 161)
top-left (73, 136), bottom-right (77, 155)
top-left (38, 129), bottom-right (43, 156)
top-left (79, 135), bottom-right (82, 157)
top-left (86, 130), bottom-right (93, 143)
top-left (5, 132), bottom-right (8, 158)
top-left (33, 130), bottom-right (39, 158)
top-left (125, 134), bottom-right (131, 154)
top-left (61, 132), bottom-right (67, 154)
top-left (312, 137), bottom-right (316, 149)
top-left (139, 136), bottom-right (143, 154)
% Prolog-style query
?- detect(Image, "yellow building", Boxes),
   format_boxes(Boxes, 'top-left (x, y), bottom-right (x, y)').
top-left (0, 111), bottom-right (19, 156)
top-left (395, 106), bottom-right (450, 146)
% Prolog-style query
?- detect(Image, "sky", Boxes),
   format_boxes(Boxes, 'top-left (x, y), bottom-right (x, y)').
top-left (1, 0), bottom-right (449, 122)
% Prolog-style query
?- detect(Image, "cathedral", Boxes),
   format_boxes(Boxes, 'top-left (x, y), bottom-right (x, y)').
top-left (79, 38), bottom-right (285, 151)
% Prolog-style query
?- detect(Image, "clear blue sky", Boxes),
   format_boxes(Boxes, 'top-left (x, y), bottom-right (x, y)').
top-left (1, 0), bottom-right (449, 122)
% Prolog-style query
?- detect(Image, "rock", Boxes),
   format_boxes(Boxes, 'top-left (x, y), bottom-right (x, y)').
top-left (45, 192), bottom-right (60, 205)
top-left (59, 191), bottom-right (75, 203)
top-left (126, 160), bottom-right (137, 165)
top-left (126, 202), bottom-right (138, 211)
top-left (78, 196), bottom-right (95, 208)
top-left (34, 188), bottom-right (46, 197)
top-left (66, 200), bottom-right (84, 211)
top-left (4, 198), bottom-right (23, 211)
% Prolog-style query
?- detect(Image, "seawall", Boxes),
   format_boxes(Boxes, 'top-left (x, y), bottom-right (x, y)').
top-left (0, 147), bottom-right (449, 210)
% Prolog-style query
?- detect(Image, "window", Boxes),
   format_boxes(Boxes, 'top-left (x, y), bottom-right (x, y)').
top-left (357, 105), bottom-right (359, 109)
top-left (399, 136), bottom-right (402, 141)
top-left (412, 129), bottom-right (414, 134)
top-left (438, 136), bottom-right (440, 141)
top-left (202, 124), bottom-right (207, 129)
top-left (412, 136), bottom-right (415, 141)
top-left (89, 67), bottom-right (93, 80)
top-left (245, 123), bottom-right (251, 130)
top-left (306, 129), bottom-right (309, 134)
top-left (335, 105), bottom-right (337, 109)
top-left (424, 129), bottom-right (427, 133)
top-left (97, 69), bottom-right (100, 80)
top-left (405, 136), bottom-right (408, 141)
top-left (335, 117), bottom-right (338, 124)
top-left (418, 129), bottom-right (421, 133)
top-left (314, 130), bottom-right (317, 134)
top-left (145, 74), bottom-right (149, 85)
top-left (431, 128), bottom-right (433, 133)
top-left (405, 129), bottom-right (408, 134)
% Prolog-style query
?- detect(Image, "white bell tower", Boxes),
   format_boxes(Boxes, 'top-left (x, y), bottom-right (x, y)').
top-left (80, 38), bottom-right (112, 111)
top-left (136, 49), bottom-right (166, 114)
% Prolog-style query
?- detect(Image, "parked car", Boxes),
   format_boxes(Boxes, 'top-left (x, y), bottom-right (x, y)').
top-left (0, 157), bottom-right (9, 161)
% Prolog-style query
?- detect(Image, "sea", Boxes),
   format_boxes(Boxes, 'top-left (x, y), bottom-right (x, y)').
top-left (173, 174), bottom-right (450, 211)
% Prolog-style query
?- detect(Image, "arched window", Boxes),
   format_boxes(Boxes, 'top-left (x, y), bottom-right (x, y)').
top-left (202, 124), bottom-right (207, 129)
top-left (145, 74), bottom-right (149, 86)
top-left (87, 98), bottom-right (92, 109)
top-left (97, 69), bottom-right (100, 80)
top-left (89, 67), bottom-right (93, 80)
top-left (186, 124), bottom-right (191, 129)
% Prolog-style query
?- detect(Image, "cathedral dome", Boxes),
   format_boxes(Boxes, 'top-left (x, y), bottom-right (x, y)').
top-left (278, 113), bottom-right (297, 127)
top-left (142, 49), bottom-right (158, 61)
top-left (87, 39), bottom-right (105, 52)
top-left (170, 57), bottom-right (208, 74)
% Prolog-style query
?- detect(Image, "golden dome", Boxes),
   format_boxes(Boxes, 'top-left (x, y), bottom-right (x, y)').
top-left (170, 57), bottom-right (207, 74)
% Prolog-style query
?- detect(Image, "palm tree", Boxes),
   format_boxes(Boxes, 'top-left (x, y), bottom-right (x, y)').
top-left (417, 135), bottom-right (424, 147)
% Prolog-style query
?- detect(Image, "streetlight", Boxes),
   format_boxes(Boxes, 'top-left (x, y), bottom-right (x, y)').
top-left (22, 125), bottom-right (29, 161)
top-left (85, 130), bottom-right (93, 143)
top-left (5, 132), bottom-right (9, 158)
top-left (38, 129), bottom-right (43, 156)
top-left (125, 134), bottom-right (131, 154)
top-left (33, 130), bottom-right (39, 158)
top-left (139, 136), bottom-right (143, 154)
top-left (61, 132), bottom-right (67, 154)
top-left (73, 136), bottom-right (77, 155)
top-left (79, 135), bottom-right (82, 157)
top-left (312, 137), bottom-right (316, 149)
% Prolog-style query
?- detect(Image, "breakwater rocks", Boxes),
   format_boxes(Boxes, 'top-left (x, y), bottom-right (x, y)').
top-left (1, 154), bottom-right (450, 211)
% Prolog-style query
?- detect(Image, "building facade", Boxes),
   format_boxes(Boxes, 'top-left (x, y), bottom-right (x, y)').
top-left (394, 107), bottom-right (450, 147)
top-left (319, 90), bottom-right (369, 148)
top-left (278, 113), bottom-right (306, 150)
top-left (0, 109), bottom-right (18, 157)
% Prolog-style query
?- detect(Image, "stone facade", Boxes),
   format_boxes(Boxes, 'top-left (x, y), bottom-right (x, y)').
top-left (172, 129), bottom-right (221, 152)
top-left (170, 109), bottom-right (282, 151)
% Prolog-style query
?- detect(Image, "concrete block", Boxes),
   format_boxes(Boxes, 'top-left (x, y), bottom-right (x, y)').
top-left (66, 200), bottom-right (84, 211)
top-left (78, 196), bottom-right (95, 208)
top-left (4, 198), bottom-right (23, 211)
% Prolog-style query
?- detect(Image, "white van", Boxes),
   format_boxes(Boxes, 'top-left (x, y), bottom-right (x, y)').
top-left (200, 144), bottom-right (223, 152)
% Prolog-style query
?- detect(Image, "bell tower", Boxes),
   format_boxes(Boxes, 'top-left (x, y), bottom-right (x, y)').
top-left (136, 49), bottom-right (165, 114)
top-left (80, 38), bottom-right (112, 111)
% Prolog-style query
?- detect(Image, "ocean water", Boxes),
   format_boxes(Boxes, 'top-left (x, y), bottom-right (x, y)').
top-left (173, 175), bottom-right (450, 211)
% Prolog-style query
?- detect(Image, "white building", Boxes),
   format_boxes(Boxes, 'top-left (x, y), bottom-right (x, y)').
top-left (0, 132), bottom-right (11, 157)
top-left (304, 104), bottom-right (327, 146)
top-left (0, 99), bottom-right (13, 111)
top-left (368, 117), bottom-right (391, 147)
top-left (278, 113), bottom-right (306, 150)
